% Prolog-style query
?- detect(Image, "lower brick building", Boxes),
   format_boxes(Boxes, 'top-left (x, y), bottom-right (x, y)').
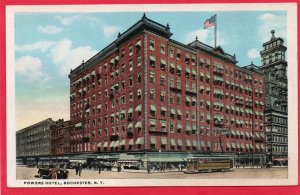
top-left (50, 119), bottom-right (72, 156)
top-left (68, 14), bottom-right (266, 163)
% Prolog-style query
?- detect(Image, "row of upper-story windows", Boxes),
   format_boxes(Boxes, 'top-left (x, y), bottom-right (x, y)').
top-left (265, 115), bottom-right (287, 124)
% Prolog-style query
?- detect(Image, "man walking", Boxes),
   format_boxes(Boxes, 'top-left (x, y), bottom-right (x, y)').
top-left (78, 163), bottom-right (83, 176)
top-left (98, 162), bottom-right (101, 174)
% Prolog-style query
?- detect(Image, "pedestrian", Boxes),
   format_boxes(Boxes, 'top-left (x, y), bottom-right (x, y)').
top-left (117, 163), bottom-right (121, 173)
top-left (75, 162), bottom-right (79, 175)
top-left (98, 162), bottom-right (101, 174)
top-left (147, 163), bottom-right (151, 174)
top-left (78, 163), bottom-right (83, 176)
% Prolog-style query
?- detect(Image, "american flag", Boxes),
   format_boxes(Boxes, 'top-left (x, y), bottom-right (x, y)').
top-left (204, 15), bottom-right (216, 29)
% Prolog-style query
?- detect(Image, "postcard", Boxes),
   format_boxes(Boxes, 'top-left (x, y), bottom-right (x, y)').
top-left (4, 3), bottom-right (298, 189)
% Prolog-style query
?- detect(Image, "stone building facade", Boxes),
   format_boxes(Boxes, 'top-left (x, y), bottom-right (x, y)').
top-left (260, 30), bottom-right (288, 162)
top-left (16, 118), bottom-right (54, 157)
top-left (68, 14), bottom-right (265, 157)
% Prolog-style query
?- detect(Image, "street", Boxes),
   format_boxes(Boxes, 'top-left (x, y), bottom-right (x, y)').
top-left (17, 166), bottom-right (288, 180)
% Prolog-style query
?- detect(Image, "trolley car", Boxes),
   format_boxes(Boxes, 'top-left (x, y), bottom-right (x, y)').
top-left (185, 156), bottom-right (233, 173)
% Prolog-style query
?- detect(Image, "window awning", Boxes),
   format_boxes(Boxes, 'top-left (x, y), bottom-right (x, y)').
top-left (185, 54), bottom-right (190, 59)
top-left (170, 63), bottom-right (175, 68)
top-left (231, 142), bottom-right (236, 148)
top-left (114, 141), bottom-right (120, 147)
top-left (227, 142), bottom-right (231, 148)
top-left (135, 40), bottom-right (142, 47)
top-left (231, 130), bottom-right (236, 135)
top-left (150, 120), bottom-right (156, 126)
top-left (246, 144), bottom-right (249, 149)
top-left (186, 139), bottom-right (191, 146)
top-left (120, 139), bottom-right (125, 146)
top-left (236, 142), bottom-right (240, 148)
top-left (255, 132), bottom-right (261, 138)
top-left (161, 106), bottom-right (167, 112)
top-left (192, 125), bottom-right (197, 131)
top-left (128, 123), bottom-right (133, 129)
top-left (186, 96), bottom-right (191, 102)
top-left (129, 139), bottom-right (134, 145)
top-left (127, 108), bottom-right (133, 113)
top-left (110, 58), bottom-right (115, 64)
top-left (260, 101), bottom-right (264, 106)
top-left (206, 141), bottom-right (211, 147)
top-left (170, 139), bottom-right (175, 146)
top-left (177, 139), bottom-right (182, 146)
top-left (245, 132), bottom-right (250, 137)
top-left (206, 101), bottom-right (211, 106)
top-left (177, 123), bottom-right (182, 129)
top-left (200, 72), bottom-right (204, 77)
top-left (177, 65), bottom-right (182, 71)
top-left (170, 108), bottom-right (176, 114)
top-left (206, 114), bottom-right (211, 120)
top-left (75, 122), bottom-right (82, 127)
top-left (161, 121), bottom-right (167, 127)
top-left (86, 108), bottom-right (90, 113)
top-left (250, 144), bottom-right (254, 149)
top-left (192, 97), bottom-right (196, 102)
top-left (206, 73), bottom-right (210, 79)
top-left (192, 140), bottom-right (197, 147)
top-left (177, 109), bottom-right (182, 115)
top-left (103, 142), bottom-right (108, 147)
top-left (136, 137), bottom-right (144, 145)
top-left (185, 68), bottom-right (191, 73)
top-left (260, 144), bottom-right (265, 150)
top-left (256, 144), bottom-right (260, 149)
top-left (150, 105), bottom-right (156, 111)
top-left (135, 104), bottom-right (142, 112)
top-left (236, 130), bottom-right (240, 136)
top-left (260, 132), bottom-right (265, 138)
top-left (160, 59), bottom-right (166, 65)
top-left (240, 143), bottom-right (245, 149)
top-left (192, 69), bottom-right (197, 75)
top-left (150, 55), bottom-right (156, 61)
top-left (200, 141), bottom-right (205, 147)
top-left (161, 137), bottom-right (167, 145)
top-left (240, 131), bottom-right (245, 136)
top-left (186, 124), bottom-right (191, 131)
top-left (231, 106), bottom-right (235, 111)
top-left (135, 121), bottom-right (142, 128)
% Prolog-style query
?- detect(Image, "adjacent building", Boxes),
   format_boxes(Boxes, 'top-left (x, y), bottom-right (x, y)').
top-left (260, 30), bottom-right (288, 162)
top-left (16, 118), bottom-right (55, 157)
top-left (68, 14), bottom-right (265, 159)
top-left (50, 119), bottom-right (72, 156)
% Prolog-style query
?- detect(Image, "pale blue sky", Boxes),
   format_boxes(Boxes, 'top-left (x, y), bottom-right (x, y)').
top-left (14, 11), bottom-right (287, 129)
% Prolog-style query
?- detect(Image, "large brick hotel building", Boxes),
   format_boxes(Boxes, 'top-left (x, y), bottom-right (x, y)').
top-left (69, 14), bottom-right (265, 156)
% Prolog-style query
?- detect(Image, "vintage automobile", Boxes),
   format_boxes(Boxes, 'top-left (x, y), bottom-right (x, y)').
top-left (37, 164), bottom-right (69, 179)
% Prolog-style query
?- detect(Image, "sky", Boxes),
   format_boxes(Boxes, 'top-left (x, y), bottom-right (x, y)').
top-left (14, 11), bottom-right (287, 130)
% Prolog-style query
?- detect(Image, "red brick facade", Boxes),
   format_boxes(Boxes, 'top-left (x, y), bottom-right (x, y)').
top-left (69, 15), bottom-right (265, 155)
top-left (50, 120), bottom-right (72, 155)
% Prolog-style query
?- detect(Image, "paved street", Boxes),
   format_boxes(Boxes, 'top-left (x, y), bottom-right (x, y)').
top-left (17, 166), bottom-right (288, 180)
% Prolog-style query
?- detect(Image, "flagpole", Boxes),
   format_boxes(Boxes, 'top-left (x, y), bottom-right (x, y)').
top-left (215, 14), bottom-right (217, 48)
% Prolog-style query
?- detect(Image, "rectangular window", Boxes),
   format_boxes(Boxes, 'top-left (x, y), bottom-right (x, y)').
top-left (160, 91), bottom-right (165, 102)
top-left (129, 77), bottom-right (133, 87)
top-left (150, 72), bottom-right (155, 83)
top-left (160, 44), bottom-right (165, 54)
top-left (129, 45), bottom-right (133, 56)
top-left (160, 75), bottom-right (165, 86)
top-left (129, 60), bottom-right (133, 71)
top-left (150, 39), bottom-right (155, 50)
top-left (129, 92), bottom-right (134, 102)
top-left (150, 89), bottom-right (155, 99)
